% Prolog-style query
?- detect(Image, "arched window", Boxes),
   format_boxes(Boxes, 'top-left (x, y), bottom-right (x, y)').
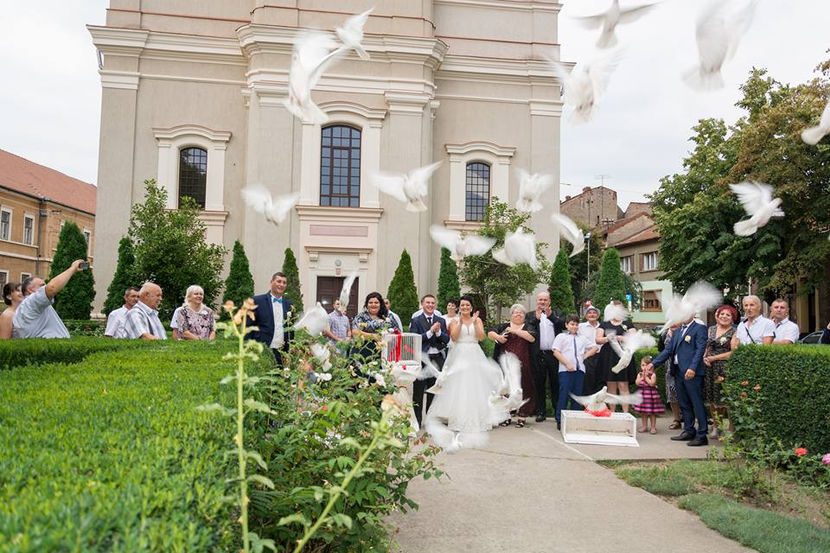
top-left (178, 147), bottom-right (207, 209)
top-left (465, 162), bottom-right (490, 222)
top-left (320, 125), bottom-right (361, 208)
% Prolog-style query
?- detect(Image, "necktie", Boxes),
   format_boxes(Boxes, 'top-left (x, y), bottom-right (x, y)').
top-left (573, 335), bottom-right (579, 370)
top-left (427, 316), bottom-right (432, 326)
top-left (272, 296), bottom-right (282, 304)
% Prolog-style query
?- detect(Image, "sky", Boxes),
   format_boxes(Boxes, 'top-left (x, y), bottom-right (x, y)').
top-left (0, 1), bottom-right (828, 211)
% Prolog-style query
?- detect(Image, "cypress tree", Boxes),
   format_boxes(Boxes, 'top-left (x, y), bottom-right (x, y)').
top-left (387, 249), bottom-right (419, 321)
top-left (222, 240), bottom-right (255, 319)
top-left (281, 247), bottom-right (304, 308)
top-left (437, 247), bottom-right (461, 307)
top-left (49, 222), bottom-right (95, 319)
top-left (103, 237), bottom-right (136, 315)
top-left (593, 248), bottom-right (628, 311)
top-left (549, 248), bottom-right (575, 314)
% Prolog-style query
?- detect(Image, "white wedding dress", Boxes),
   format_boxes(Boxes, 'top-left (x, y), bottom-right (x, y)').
top-left (425, 321), bottom-right (502, 451)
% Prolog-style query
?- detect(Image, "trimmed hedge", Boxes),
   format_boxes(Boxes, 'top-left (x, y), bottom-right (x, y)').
top-left (0, 341), bottom-right (266, 552)
top-left (724, 345), bottom-right (830, 453)
top-left (0, 337), bottom-right (149, 370)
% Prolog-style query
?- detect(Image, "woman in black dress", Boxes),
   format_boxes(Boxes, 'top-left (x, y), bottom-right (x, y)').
top-left (594, 301), bottom-right (637, 413)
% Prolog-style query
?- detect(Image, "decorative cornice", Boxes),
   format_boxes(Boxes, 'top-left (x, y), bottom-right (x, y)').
top-left (99, 70), bottom-right (140, 90)
top-left (385, 92), bottom-right (432, 115)
top-left (434, 0), bottom-right (563, 13)
top-left (305, 246), bottom-right (374, 263)
top-left (296, 205), bottom-right (384, 222)
top-left (529, 99), bottom-right (564, 117)
top-left (153, 124), bottom-right (232, 144)
top-left (198, 210), bottom-right (230, 225)
top-left (88, 25), bottom-right (149, 54)
top-left (317, 101), bottom-right (388, 123)
top-left (445, 141), bottom-right (516, 159)
top-left (443, 220), bottom-right (484, 232)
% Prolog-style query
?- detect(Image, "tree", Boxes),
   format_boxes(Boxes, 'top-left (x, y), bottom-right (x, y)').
top-left (592, 248), bottom-right (628, 310)
top-left (281, 248), bottom-right (304, 309)
top-left (437, 247), bottom-right (461, 307)
top-left (103, 236), bottom-right (136, 315)
top-left (459, 199), bottom-right (550, 323)
top-left (128, 179), bottom-right (226, 320)
top-left (222, 240), bottom-right (255, 319)
top-left (49, 222), bottom-right (95, 319)
top-left (387, 250), bottom-right (419, 321)
top-left (582, 267), bottom-right (643, 311)
top-left (549, 248), bottom-right (575, 314)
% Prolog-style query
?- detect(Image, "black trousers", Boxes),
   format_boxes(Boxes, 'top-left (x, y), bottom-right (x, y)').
top-left (413, 352), bottom-right (445, 426)
top-left (535, 350), bottom-right (559, 417)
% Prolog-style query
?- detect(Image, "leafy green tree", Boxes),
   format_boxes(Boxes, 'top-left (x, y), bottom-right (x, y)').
top-left (582, 268), bottom-right (643, 311)
top-left (459, 199), bottom-right (550, 323)
top-left (387, 250), bottom-right (419, 321)
top-left (102, 236), bottom-right (135, 315)
top-left (128, 179), bottom-right (226, 320)
top-left (437, 247), bottom-right (461, 307)
top-left (592, 248), bottom-right (628, 310)
top-left (49, 222), bottom-right (95, 319)
top-left (222, 240), bottom-right (255, 319)
top-left (281, 248), bottom-right (304, 308)
top-left (549, 248), bottom-right (575, 314)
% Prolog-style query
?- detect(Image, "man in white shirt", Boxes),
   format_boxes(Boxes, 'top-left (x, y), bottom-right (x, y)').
top-left (553, 314), bottom-right (599, 429)
top-left (14, 260), bottom-right (87, 339)
top-left (124, 282), bottom-right (167, 340)
top-left (732, 295), bottom-right (775, 347)
top-left (770, 298), bottom-right (799, 345)
top-left (526, 292), bottom-right (564, 422)
top-left (384, 297), bottom-right (403, 331)
top-left (578, 305), bottom-right (601, 347)
top-left (105, 287), bottom-right (140, 338)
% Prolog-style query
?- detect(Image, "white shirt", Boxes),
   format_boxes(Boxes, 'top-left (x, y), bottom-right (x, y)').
top-left (578, 321), bottom-right (600, 348)
top-left (538, 312), bottom-right (555, 351)
top-left (736, 315), bottom-right (775, 345)
top-left (552, 332), bottom-right (593, 372)
top-left (421, 312), bottom-right (443, 354)
top-left (169, 306), bottom-right (183, 330)
top-left (412, 308), bottom-right (442, 320)
top-left (105, 305), bottom-right (130, 338)
top-left (388, 311), bottom-right (403, 333)
top-left (772, 318), bottom-right (799, 344)
top-left (124, 301), bottom-right (167, 340)
top-left (270, 294), bottom-right (285, 349)
top-left (13, 287), bottom-right (70, 339)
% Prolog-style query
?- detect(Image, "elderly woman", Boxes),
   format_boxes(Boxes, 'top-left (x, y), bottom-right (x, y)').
top-left (0, 282), bottom-right (23, 339)
top-left (703, 304), bottom-right (738, 437)
top-left (488, 304), bottom-right (537, 427)
top-left (176, 285), bottom-right (216, 340)
top-left (351, 291), bottom-right (401, 363)
top-left (731, 295), bottom-right (774, 347)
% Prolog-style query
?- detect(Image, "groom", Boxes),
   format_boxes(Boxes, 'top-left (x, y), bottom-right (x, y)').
top-left (248, 271), bottom-right (294, 366)
top-left (409, 294), bottom-right (450, 427)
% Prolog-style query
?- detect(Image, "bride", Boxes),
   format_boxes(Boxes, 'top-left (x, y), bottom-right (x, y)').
top-left (425, 295), bottom-right (502, 451)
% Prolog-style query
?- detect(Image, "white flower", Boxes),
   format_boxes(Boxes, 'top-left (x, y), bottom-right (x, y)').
top-left (373, 373), bottom-right (387, 387)
top-left (314, 372), bottom-right (332, 382)
top-left (684, 335), bottom-right (692, 343)
top-left (311, 343), bottom-right (332, 371)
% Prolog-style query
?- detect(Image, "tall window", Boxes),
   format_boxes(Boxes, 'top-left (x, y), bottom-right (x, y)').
top-left (465, 162), bottom-right (490, 222)
top-left (23, 215), bottom-right (34, 245)
top-left (0, 271), bottom-right (7, 287)
top-left (320, 125), bottom-right (361, 207)
top-left (178, 147), bottom-right (207, 209)
top-left (642, 251), bottom-right (658, 272)
top-left (0, 209), bottom-right (10, 241)
top-left (642, 290), bottom-right (662, 312)
top-left (83, 229), bottom-right (92, 255)
top-left (620, 255), bottom-right (633, 274)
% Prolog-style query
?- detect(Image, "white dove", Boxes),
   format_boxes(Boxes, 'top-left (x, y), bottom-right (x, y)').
top-left (429, 225), bottom-right (496, 261)
top-left (551, 213), bottom-right (585, 257)
top-left (729, 181), bottom-right (784, 236)
top-left (489, 354), bottom-right (527, 423)
top-left (684, 0), bottom-right (757, 91)
top-left (283, 31), bottom-right (345, 124)
top-left (338, 270), bottom-right (359, 314)
top-left (372, 161), bottom-right (442, 212)
top-left (570, 385), bottom-right (643, 416)
top-left (241, 185), bottom-right (299, 226)
top-left (424, 365), bottom-right (451, 395)
top-left (493, 228), bottom-right (538, 269)
top-left (573, 0), bottom-right (659, 49)
top-left (547, 51), bottom-right (621, 124)
top-left (294, 302), bottom-right (329, 336)
top-left (606, 330), bottom-right (656, 374)
top-left (516, 170), bottom-right (553, 213)
top-left (310, 343), bottom-right (332, 372)
top-left (660, 281), bottom-right (723, 331)
top-left (801, 96), bottom-right (830, 146)
top-left (336, 8), bottom-right (373, 61)
top-left (424, 419), bottom-right (489, 452)
top-left (603, 302), bottom-right (629, 322)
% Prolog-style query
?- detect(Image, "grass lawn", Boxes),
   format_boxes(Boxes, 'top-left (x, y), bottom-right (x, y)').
top-left (605, 459), bottom-right (830, 553)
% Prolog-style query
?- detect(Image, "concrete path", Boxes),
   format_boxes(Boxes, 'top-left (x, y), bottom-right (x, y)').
top-left (390, 417), bottom-right (752, 553)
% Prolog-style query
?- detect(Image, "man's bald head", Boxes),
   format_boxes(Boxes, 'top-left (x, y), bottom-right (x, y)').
top-left (139, 282), bottom-right (163, 310)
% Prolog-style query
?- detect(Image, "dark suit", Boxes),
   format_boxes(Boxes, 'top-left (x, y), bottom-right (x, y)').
top-left (525, 310), bottom-right (564, 418)
top-left (652, 321), bottom-right (708, 437)
top-left (247, 292), bottom-right (294, 365)
top-left (409, 312), bottom-right (450, 426)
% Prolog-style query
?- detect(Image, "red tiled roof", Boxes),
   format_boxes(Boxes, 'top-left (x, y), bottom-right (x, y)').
top-left (0, 149), bottom-right (96, 214)
top-left (612, 225), bottom-right (660, 247)
top-left (605, 211), bottom-right (651, 234)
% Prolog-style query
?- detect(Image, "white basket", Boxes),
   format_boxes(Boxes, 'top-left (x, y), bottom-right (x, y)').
top-left (380, 332), bottom-right (422, 370)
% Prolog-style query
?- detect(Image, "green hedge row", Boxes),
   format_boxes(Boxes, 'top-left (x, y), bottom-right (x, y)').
top-left (723, 345), bottom-right (830, 453)
top-left (0, 340), bottom-right (267, 552)
top-left (0, 337), bottom-right (150, 370)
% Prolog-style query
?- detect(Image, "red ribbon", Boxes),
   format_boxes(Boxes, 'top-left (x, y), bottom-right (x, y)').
top-left (387, 329), bottom-right (417, 362)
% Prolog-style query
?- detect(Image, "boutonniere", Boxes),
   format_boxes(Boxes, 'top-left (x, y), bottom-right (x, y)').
top-left (685, 335), bottom-right (692, 343)
top-left (359, 322), bottom-right (368, 329)
top-left (719, 336), bottom-right (727, 345)
top-left (285, 311), bottom-right (292, 319)
top-left (621, 324), bottom-right (628, 330)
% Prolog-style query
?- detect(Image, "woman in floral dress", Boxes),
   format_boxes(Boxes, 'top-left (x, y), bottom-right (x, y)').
top-left (703, 304), bottom-right (738, 437)
top-left (176, 285), bottom-right (215, 340)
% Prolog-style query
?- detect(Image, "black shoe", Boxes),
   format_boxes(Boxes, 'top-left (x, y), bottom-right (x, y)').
top-left (535, 414), bottom-right (546, 423)
top-left (556, 421), bottom-right (561, 430)
top-left (670, 432), bottom-right (695, 441)
top-left (687, 436), bottom-right (709, 447)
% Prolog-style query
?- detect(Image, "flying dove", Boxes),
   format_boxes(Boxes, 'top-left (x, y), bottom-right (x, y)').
top-left (573, 0), bottom-right (659, 49)
top-left (729, 181), bottom-right (784, 236)
top-left (372, 161), bottom-right (442, 212)
top-left (336, 8), bottom-right (373, 60)
top-left (801, 96), bottom-right (830, 146)
top-left (241, 185), bottom-right (299, 226)
top-left (570, 385), bottom-right (643, 415)
top-left (493, 228), bottom-right (538, 269)
top-left (551, 213), bottom-right (585, 257)
top-left (516, 170), bottom-right (553, 213)
top-left (606, 330), bottom-right (657, 374)
top-left (294, 302), bottom-right (329, 336)
top-left (429, 225), bottom-right (496, 261)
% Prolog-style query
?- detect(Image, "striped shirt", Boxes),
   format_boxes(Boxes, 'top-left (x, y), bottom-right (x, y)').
top-left (327, 310), bottom-right (350, 344)
top-left (124, 301), bottom-right (167, 340)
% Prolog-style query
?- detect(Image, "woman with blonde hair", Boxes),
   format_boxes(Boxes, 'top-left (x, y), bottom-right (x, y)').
top-left (176, 285), bottom-right (215, 340)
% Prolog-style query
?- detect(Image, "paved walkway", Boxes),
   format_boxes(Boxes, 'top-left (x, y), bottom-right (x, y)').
top-left (391, 417), bottom-right (752, 553)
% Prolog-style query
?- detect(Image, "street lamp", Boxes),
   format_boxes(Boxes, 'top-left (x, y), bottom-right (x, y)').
top-left (585, 231), bottom-right (592, 278)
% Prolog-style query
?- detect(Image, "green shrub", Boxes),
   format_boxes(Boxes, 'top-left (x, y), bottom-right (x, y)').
top-left (0, 341), bottom-right (266, 552)
top-left (49, 222), bottom-right (95, 320)
top-left (64, 319), bottom-right (107, 337)
top-left (102, 236), bottom-right (136, 316)
top-left (281, 247), bottom-right (304, 309)
top-left (387, 250), bottom-right (419, 321)
top-left (724, 345), bottom-right (830, 454)
top-left (549, 248), bottom-right (575, 314)
top-left (592, 248), bottom-right (627, 309)
top-left (221, 240), bottom-right (255, 320)
top-left (0, 337), bottom-right (149, 370)
top-left (437, 247), bottom-right (461, 307)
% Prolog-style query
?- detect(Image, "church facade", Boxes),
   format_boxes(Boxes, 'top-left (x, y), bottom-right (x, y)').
top-left (89, 0), bottom-right (564, 312)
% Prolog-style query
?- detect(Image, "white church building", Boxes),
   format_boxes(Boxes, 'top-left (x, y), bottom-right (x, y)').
top-left (89, 0), bottom-right (565, 313)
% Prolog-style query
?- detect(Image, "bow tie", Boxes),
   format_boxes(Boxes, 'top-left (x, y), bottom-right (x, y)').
top-left (272, 296), bottom-right (284, 304)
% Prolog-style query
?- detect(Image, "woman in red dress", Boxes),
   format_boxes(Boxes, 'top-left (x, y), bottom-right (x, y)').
top-left (488, 304), bottom-right (537, 427)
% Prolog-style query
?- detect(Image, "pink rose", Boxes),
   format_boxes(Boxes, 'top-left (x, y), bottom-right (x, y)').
top-left (794, 447), bottom-right (807, 457)
top-left (822, 453), bottom-right (830, 466)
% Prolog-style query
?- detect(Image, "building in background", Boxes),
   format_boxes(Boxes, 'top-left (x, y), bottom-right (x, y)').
top-left (88, 1), bottom-right (565, 313)
top-left (560, 185), bottom-right (623, 231)
top-left (0, 149), bottom-right (96, 289)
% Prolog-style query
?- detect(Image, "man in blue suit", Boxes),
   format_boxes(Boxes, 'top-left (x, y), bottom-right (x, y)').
top-left (248, 272), bottom-right (294, 365)
top-left (647, 315), bottom-right (709, 446)
top-left (409, 294), bottom-right (450, 427)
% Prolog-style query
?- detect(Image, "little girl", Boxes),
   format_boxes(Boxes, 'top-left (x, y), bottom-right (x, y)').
top-left (634, 356), bottom-right (665, 434)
